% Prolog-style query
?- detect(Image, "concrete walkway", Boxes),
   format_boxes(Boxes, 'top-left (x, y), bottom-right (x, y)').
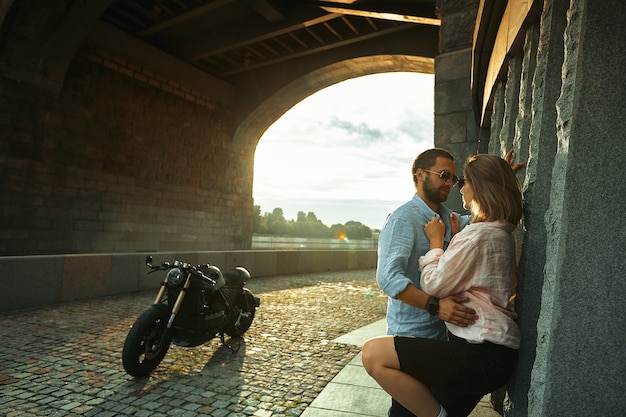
top-left (302, 319), bottom-right (502, 417)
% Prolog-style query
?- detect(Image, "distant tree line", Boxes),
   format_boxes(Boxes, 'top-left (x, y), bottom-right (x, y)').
top-left (253, 206), bottom-right (373, 240)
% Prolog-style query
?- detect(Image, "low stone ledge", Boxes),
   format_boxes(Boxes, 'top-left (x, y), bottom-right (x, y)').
top-left (0, 250), bottom-right (377, 312)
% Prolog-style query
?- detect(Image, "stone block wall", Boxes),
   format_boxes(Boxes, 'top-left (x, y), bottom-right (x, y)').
top-left (436, 0), bottom-right (626, 414)
top-left (483, 9), bottom-right (552, 415)
top-left (0, 42), bottom-right (254, 255)
top-left (434, 0), bottom-right (480, 211)
top-left (0, 250), bottom-right (377, 312)
top-left (434, 48), bottom-right (479, 211)
top-left (472, 0), bottom-right (626, 415)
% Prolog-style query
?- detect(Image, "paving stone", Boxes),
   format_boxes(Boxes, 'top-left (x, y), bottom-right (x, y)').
top-left (0, 270), bottom-right (385, 416)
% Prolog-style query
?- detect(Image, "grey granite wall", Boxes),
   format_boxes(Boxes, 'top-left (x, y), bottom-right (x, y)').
top-left (507, 1), bottom-right (566, 415)
top-left (480, 0), bottom-right (626, 415)
top-left (528, 0), bottom-right (626, 414)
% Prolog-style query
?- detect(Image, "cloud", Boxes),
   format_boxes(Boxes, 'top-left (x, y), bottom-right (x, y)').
top-left (254, 72), bottom-right (435, 227)
top-left (325, 116), bottom-right (385, 143)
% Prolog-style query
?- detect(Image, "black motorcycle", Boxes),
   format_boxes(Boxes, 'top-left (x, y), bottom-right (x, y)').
top-left (122, 255), bottom-right (260, 377)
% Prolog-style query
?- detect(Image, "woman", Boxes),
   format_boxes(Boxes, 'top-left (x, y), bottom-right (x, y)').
top-left (362, 154), bottom-right (522, 417)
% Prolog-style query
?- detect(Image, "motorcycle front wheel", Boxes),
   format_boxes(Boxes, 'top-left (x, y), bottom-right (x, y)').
top-left (122, 306), bottom-right (172, 377)
top-left (225, 289), bottom-right (258, 338)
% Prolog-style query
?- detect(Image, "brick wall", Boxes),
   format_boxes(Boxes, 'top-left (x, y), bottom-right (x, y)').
top-left (0, 43), bottom-right (254, 255)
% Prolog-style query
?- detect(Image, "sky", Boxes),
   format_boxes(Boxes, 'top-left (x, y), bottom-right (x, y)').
top-left (253, 72), bottom-right (434, 230)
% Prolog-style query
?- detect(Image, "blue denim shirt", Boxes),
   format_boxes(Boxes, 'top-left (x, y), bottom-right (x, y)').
top-left (376, 193), bottom-right (471, 339)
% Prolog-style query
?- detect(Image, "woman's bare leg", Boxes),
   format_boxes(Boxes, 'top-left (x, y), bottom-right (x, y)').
top-left (362, 336), bottom-right (442, 417)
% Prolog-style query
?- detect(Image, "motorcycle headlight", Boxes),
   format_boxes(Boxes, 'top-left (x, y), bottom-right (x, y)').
top-left (166, 268), bottom-right (184, 286)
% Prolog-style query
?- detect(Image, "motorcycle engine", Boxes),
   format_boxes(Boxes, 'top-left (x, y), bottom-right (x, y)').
top-left (221, 287), bottom-right (240, 306)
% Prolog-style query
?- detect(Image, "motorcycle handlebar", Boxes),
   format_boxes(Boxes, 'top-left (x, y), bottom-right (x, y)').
top-left (145, 255), bottom-right (217, 284)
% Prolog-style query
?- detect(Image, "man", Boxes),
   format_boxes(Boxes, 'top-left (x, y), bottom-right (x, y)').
top-left (376, 148), bottom-right (476, 417)
top-left (377, 148), bottom-right (522, 417)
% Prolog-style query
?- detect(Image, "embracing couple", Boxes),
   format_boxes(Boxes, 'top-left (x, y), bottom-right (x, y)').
top-left (364, 148), bottom-right (524, 417)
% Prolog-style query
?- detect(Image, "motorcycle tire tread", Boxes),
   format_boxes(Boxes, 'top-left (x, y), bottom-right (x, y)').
top-left (122, 306), bottom-right (172, 377)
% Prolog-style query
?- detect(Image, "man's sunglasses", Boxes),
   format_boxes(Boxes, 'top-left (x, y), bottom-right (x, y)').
top-left (421, 169), bottom-right (460, 186)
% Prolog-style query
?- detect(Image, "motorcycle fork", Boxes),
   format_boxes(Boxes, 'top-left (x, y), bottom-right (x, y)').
top-left (153, 276), bottom-right (169, 304)
top-left (166, 273), bottom-right (192, 328)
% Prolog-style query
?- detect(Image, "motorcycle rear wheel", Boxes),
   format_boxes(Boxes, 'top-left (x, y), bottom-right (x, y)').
top-left (225, 289), bottom-right (257, 338)
top-left (122, 306), bottom-right (172, 377)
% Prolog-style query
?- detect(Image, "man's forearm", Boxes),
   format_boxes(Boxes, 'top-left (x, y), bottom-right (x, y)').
top-left (396, 283), bottom-right (429, 310)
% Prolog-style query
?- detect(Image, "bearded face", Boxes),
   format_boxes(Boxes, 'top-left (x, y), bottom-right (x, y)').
top-left (422, 173), bottom-right (451, 204)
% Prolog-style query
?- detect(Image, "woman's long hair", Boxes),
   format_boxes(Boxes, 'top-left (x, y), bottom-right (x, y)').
top-left (464, 154), bottom-right (522, 225)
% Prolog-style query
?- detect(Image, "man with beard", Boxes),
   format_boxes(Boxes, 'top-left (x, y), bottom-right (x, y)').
top-left (376, 148), bottom-right (478, 417)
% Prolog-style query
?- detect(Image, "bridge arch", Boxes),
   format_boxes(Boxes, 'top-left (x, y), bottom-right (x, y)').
top-left (0, 1), bottom-right (440, 256)
top-left (233, 55), bottom-right (434, 151)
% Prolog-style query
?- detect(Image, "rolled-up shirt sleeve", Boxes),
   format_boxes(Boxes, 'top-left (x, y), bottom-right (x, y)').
top-left (376, 217), bottom-right (417, 298)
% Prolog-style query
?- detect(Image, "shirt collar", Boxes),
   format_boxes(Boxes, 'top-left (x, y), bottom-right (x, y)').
top-left (412, 193), bottom-right (452, 218)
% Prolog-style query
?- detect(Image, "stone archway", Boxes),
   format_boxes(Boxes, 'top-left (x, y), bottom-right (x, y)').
top-left (233, 54), bottom-right (434, 152)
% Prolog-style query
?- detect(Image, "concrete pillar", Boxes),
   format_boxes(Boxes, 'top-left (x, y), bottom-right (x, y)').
top-left (434, 0), bottom-right (480, 211)
top-left (507, 1), bottom-right (567, 415)
top-left (524, 0), bottom-right (626, 415)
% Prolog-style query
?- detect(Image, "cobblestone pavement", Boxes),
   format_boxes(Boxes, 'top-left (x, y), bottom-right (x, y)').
top-left (0, 270), bottom-right (387, 417)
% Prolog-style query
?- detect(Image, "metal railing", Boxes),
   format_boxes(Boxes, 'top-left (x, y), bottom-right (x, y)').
top-left (252, 235), bottom-right (377, 250)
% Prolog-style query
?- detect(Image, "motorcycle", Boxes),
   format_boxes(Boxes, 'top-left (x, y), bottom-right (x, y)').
top-left (122, 255), bottom-right (260, 377)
